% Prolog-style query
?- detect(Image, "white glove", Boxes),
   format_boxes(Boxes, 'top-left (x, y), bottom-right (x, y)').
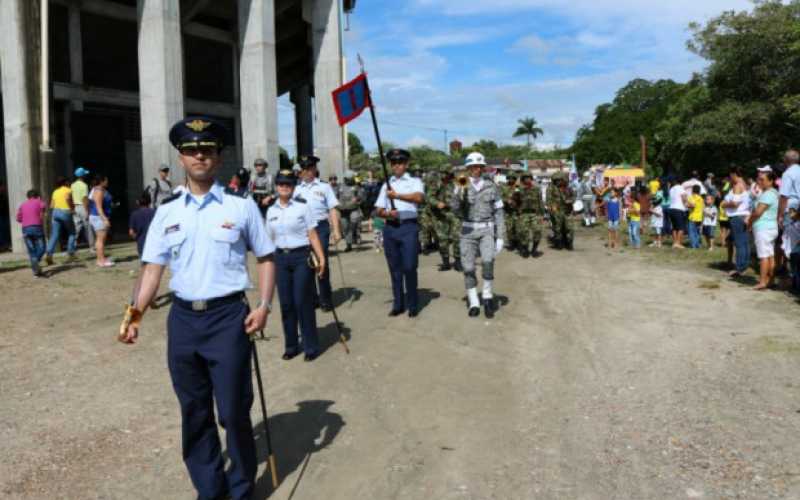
top-left (495, 239), bottom-right (504, 255)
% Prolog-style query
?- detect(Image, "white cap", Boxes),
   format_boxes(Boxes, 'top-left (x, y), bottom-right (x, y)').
top-left (465, 152), bottom-right (486, 167)
top-left (757, 165), bottom-right (773, 173)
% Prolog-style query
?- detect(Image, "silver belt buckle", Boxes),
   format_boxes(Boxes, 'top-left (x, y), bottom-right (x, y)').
top-left (191, 300), bottom-right (208, 312)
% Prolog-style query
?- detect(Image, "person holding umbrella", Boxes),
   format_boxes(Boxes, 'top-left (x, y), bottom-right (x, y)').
top-left (266, 169), bottom-right (327, 361)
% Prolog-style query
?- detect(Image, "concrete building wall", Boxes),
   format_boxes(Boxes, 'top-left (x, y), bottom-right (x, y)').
top-left (1, 0), bottom-right (350, 254)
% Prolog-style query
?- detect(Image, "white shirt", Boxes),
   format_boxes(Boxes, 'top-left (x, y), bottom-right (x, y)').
top-left (266, 198), bottom-right (317, 249)
top-left (724, 190), bottom-right (751, 218)
top-left (780, 164), bottom-right (800, 210)
top-left (669, 185), bottom-right (687, 211)
top-left (293, 178), bottom-right (339, 222)
top-left (374, 173), bottom-right (425, 221)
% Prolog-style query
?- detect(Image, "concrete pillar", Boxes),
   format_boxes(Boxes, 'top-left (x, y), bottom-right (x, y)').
top-left (238, 0), bottom-right (279, 174)
top-left (310, 0), bottom-right (345, 178)
top-left (291, 83), bottom-right (313, 157)
top-left (137, 0), bottom-right (185, 187)
top-left (0, 0), bottom-right (42, 253)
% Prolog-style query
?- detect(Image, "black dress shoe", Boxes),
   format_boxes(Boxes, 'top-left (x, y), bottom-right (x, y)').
top-left (320, 303), bottom-right (333, 312)
top-left (282, 350), bottom-right (301, 361)
top-left (483, 298), bottom-right (496, 319)
top-left (388, 308), bottom-right (406, 317)
top-left (304, 352), bottom-right (319, 362)
top-left (408, 309), bottom-right (418, 318)
top-left (468, 306), bottom-right (481, 317)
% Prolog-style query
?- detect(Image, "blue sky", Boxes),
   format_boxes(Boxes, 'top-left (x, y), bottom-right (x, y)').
top-left (279, 0), bottom-right (752, 155)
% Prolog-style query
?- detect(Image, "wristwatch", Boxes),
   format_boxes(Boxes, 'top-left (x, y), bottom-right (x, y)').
top-left (256, 299), bottom-right (272, 312)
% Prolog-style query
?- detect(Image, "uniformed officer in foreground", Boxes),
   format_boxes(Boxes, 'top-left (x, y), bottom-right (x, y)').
top-left (294, 155), bottom-right (341, 311)
top-left (118, 116), bottom-right (277, 500)
top-left (451, 152), bottom-right (506, 318)
top-left (266, 169), bottom-right (327, 361)
top-left (374, 148), bottom-right (425, 317)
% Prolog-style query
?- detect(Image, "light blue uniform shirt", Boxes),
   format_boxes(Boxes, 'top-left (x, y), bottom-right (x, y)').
top-left (374, 173), bottom-right (425, 220)
top-left (293, 178), bottom-right (339, 222)
top-left (266, 198), bottom-right (317, 249)
top-left (142, 182), bottom-right (276, 301)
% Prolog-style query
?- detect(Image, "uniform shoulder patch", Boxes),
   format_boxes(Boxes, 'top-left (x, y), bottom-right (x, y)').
top-left (160, 192), bottom-right (181, 205)
top-left (224, 186), bottom-right (248, 198)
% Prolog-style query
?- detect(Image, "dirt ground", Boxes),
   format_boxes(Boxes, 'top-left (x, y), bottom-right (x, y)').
top-left (1, 227), bottom-right (799, 500)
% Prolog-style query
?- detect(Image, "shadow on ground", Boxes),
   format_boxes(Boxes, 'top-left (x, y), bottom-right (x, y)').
top-left (252, 400), bottom-right (345, 499)
top-left (317, 319), bottom-right (352, 357)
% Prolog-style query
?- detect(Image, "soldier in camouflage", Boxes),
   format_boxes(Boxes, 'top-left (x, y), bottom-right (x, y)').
top-left (515, 172), bottom-right (545, 257)
top-left (500, 173), bottom-right (519, 250)
top-left (338, 171), bottom-right (363, 252)
top-left (420, 169), bottom-right (439, 254)
top-left (427, 167), bottom-right (462, 271)
top-left (546, 171), bottom-right (576, 250)
top-left (451, 152), bottom-right (505, 319)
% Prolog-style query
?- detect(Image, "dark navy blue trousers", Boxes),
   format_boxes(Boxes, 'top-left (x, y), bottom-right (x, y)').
top-left (313, 220), bottom-right (333, 306)
top-left (276, 249), bottom-right (319, 355)
top-left (382, 220), bottom-right (419, 311)
top-left (167, 299), bottom-right (256, 500)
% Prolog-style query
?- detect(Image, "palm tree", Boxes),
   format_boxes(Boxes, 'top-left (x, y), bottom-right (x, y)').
top-left (513, 117), bottom-right (544, 148)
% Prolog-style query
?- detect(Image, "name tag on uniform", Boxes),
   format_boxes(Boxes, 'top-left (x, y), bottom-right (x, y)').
top-left (268, 216), bottom-right (279, 222)
top-left (165, 223), bottom-right (180, 235)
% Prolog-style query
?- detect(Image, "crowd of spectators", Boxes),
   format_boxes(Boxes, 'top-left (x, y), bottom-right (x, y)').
top-left (590, 150), bottom-right (800, 293)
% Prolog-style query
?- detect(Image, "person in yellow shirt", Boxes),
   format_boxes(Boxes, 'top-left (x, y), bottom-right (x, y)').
top-left (627, 188), bottom-right (642, 249)
top-left (70, 167), bottom-right (95, 251)
top-left (686, 185), bottom-right (704, 249)
top-left (45, 177), bottom-right (77, 263)
top-left (648, 178), bottom-right (661, 196)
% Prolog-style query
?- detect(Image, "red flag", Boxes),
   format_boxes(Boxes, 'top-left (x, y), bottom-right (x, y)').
top-left (331, 73), bottom-right (370, 126)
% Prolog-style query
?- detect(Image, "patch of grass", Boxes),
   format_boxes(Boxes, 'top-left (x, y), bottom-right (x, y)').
top-left (756, 335), bottom-right (800, 355)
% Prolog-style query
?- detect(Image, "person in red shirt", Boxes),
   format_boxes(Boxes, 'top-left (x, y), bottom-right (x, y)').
top-left (15, 189), bottom-right (48, 277)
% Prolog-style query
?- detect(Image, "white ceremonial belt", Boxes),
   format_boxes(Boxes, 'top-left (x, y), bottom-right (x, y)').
top-left (462, 221), bottom-right (494, 229)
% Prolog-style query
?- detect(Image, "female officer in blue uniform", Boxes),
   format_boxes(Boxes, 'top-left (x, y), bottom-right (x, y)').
top-left (374, 148), bottom-right (425, 317)
top-left (118, 116), bottom-right (277, 500)
top-left (266, 169), bottom-right (327, 362)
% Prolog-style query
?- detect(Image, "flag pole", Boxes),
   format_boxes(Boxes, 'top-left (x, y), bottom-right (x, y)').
top-left (358, 56), bottom-right (395, 210)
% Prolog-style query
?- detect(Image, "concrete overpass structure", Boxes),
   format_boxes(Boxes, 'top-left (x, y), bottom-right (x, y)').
top-left (0, 0), bottom-right (356, 252)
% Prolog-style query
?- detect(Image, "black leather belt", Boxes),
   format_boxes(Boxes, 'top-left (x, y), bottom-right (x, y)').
top-left (174, 291), bottom-right (245, 312)
top-left (276, 245), bottom-right (310, 254)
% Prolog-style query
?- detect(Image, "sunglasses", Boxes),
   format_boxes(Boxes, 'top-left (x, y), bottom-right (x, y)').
top-left (179, 146), bottom-right (217, 157)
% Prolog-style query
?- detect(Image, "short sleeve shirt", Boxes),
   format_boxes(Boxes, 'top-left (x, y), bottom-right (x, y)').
top-left (688, 194), bottom-right (704, 222)
top-left (266, 199), bottom-right (317, 249)
top-left (753, 189), bottom-right (779, 231)
top-left (374, 173), bottom-right (425, 220)
top-left (668, 186), bottom-right (686, 211)
top-left (141, 183), bottom-right (276, 301)
top-left (70, 180), bottom-right (88, 206)
top-left (51, 187), bottom-right (72, 210)
top-left (780, 164), bottom-right (800, 212)
top-left (293, 178), bottom-right (339, 222)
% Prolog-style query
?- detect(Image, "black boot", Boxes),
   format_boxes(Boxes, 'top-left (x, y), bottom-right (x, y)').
top-left (532, 240), bottom-right (540, 256)
top-left (439, 254), bottom-right (451, 271)
top-left (520, 247), bottom-right (530, 258)
top-left (483, 297), bottom-right (496, 319)
top-left (565, 238), bottom-right (574, 251)
top-left (468, 306), bottom-right (481, 317)
top-left (345, 243), bottom-right (352, 252)
top-left (453, 259), bottom-right (463, 272)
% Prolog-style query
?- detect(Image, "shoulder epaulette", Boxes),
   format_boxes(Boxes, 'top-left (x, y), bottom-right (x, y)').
top-left (224, 186), bottom-right (248, 198)
top-left (160, 192), bottom-right (181, 205)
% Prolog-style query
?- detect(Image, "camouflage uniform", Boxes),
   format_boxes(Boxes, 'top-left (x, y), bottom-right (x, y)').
top-left (427, 172), bottom-right (461, 270)
top-left (500, 178), bottom-right (519, 249)
top-left (516, 176), bottom-right (545, 256)
top-left (338, 177), bottom-right (363, 250)
top-left (546, 172), bottom-right (576, 250)
top-left (420, 173), bottom-right (439, 253)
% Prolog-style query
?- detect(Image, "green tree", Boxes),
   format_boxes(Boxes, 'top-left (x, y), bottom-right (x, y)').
top-left (513, 117), bottom-right (544, 148)
top-left (348, 132), bottom-right (365, 156)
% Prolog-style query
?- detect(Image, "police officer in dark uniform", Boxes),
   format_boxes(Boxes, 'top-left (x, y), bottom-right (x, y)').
top-left (119, 116), bottom-right (277, 500)
top-left (266, 169), bottom-right (327, 361)
top-left (374, 148), bottom-right (425, 317)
